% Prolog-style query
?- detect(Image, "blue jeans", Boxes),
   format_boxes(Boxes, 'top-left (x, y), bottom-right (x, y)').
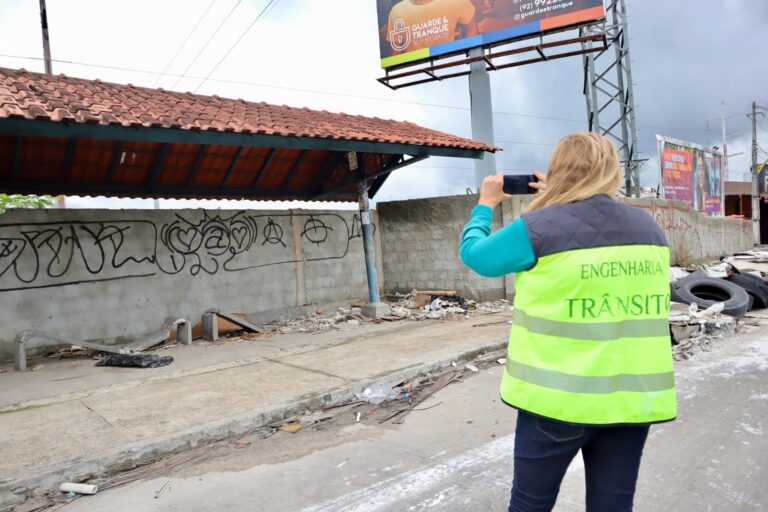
top-left (509, 411), bottom-right (650, 512)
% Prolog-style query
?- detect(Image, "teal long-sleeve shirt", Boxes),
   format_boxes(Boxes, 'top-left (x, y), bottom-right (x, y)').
top-left (459, 205), bottom-right (536, 277)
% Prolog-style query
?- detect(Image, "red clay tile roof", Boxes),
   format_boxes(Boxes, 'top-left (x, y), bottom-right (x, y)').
top-left (0, 67), bottom-right (496, 153)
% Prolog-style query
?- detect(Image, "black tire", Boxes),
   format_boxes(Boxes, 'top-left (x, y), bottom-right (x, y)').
top-left (670, 276), bottom-right (751, 318)
top-left (726, 273), bottom-right (768, 310)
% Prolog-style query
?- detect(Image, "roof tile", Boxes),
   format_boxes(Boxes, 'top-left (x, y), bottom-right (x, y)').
top-left (0, 67), bottom-right (497, 153)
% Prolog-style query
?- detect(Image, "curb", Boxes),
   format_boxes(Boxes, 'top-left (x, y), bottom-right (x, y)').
top-left (1, 338), bottom-right (507, 510)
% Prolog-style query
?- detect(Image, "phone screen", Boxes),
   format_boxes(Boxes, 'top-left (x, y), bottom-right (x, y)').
top-left (503, 174), bottom-right (538, 195)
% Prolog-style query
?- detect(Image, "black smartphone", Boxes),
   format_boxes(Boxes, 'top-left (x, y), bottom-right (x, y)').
top-left (503, 174), bottom-right (538, 195)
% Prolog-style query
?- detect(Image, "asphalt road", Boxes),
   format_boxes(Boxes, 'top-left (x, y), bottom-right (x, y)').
top-left (61, 331), bottom-right (768, 512)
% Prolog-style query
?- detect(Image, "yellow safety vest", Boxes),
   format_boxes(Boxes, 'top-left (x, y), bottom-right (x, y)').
top-left (500, 195), bottom-right (676, 425)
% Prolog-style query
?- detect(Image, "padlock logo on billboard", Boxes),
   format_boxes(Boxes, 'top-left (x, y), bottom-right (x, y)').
top-left (389, 19), bottom-right (411, 51)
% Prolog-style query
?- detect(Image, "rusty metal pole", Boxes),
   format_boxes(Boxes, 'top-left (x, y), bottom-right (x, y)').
top-left (353, 153), bottom-right (389, 319)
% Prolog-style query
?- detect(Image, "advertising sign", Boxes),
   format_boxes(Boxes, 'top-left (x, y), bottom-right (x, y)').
top-left (376, 0), bottom-right (606, 69)
top-left (657, 135), bottom-right (723, 215)
top-left (758, 161), bottom-right (768, 196)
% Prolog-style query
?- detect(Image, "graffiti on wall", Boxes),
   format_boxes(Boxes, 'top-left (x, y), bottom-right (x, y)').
top-left (0, 211), bottom-right (366, 292)
top-left (631, 199), bottom-right (751, 264)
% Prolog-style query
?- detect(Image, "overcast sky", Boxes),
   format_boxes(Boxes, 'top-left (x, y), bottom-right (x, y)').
top-left (1, 0), bottom-right (767, 209)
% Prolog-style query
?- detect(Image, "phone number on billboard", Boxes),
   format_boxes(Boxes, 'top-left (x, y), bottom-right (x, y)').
top-left (514, 0), bottom-right (576, 13)
top-left (513, 0), bottom-right (574, 7)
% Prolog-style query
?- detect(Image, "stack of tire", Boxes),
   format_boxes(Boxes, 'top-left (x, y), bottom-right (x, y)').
top-left (670, 270), bottom-right (768, 319)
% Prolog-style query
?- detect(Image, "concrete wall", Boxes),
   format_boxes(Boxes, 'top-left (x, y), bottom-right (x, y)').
top-left (377, 194), bottom-right (506, 301)
top-left (377, 194), bottom-right (754, 300)
top-left (0, 208), bottom-right (379, 360)
top-left (625, 198), bottom-right (753, 265)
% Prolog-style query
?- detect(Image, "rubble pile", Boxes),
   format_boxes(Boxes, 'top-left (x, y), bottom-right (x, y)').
top-left (668, 251), bottom-right (768, 358)
top-left (669, 303), bottom-right (736, 360)
top-left (387, 290), bottom-right (512, 321)
top-left (224, 293), bottom-right (513, 337)
top-left (267, 307), bottom-right (368, 334)
top-left (673, 334), bottom-right (724, 361)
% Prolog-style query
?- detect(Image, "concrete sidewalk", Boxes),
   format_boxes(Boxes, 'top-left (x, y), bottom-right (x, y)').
top-left (0, 312), bottom-right (512, 508)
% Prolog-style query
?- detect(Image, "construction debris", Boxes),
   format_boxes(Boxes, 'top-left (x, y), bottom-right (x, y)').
top-left (725, 250), bottom-right (768, 274)
top-left (11, 497), bottom-right (55, 512)
top-left (59, 483), bottom-right (98, 495)
top-left (669, 302), bottom-right (739, 359)
top-left (261, 295), bottom-right (513, 334)
top-left (154, 481), bottom-right (171, 500)
top-left (379, 371), bottom-right (463, 425)
top-left (14, 318), bottom-right (190, 372)
top-left (280, 423), bottom-right (304, 434)
top-left (201, 309), bottom-right (267, 341)
top-left (356, 381), bottom-right (395, 405)
top-left (95, 353), bottom-right (174, 369)
top-left (264, 307), bottom-right (368, 334)
top-left (46, 346), bottom-right (91, 359)
top-left (673, 335), bottom-right (725, 361)
top-left (387, 290), bottom-right (511, 321)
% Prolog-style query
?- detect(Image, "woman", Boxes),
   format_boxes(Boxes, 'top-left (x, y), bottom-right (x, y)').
top-left (460, 132), bottom-right (676, 512)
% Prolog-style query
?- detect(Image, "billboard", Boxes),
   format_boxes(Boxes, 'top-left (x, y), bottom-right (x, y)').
top-left (758, 161), bottom-right (768, 196)
top-left (376, 0), bottom-right (606, 69)
top-left (657, 135), bottom-right (723, 215)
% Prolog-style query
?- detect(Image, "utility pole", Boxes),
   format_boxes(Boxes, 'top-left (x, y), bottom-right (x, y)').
top-left (721, 102), bottom-right (729, 180)
top-left (39, 0), bottom-right (64, 209)
top-left (720, 101), bottom-right (728, 216)
top-left (751, 102), bottom-right (761, 244)
top-left (582, 0), bottom-right (641, 197)
top-left (39, 0), bottom-right (52, 74)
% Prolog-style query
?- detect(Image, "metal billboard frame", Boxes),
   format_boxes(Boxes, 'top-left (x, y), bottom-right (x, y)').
top-left (581, 0), bottom-right (640, 197)
top-left (375, 0), bottom-right (642, 196)
top-left (378, 20), bottom-right (608, 90)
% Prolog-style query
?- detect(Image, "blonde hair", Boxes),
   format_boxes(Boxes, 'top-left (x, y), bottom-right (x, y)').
top-left (526, 132), bottom-right (623, 212)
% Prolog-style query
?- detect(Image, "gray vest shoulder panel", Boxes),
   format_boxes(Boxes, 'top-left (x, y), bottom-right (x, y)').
top-left (522, 195), bottom-right (669, 259)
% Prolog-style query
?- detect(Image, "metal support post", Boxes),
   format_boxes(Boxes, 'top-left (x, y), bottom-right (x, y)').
top-left (358, 181), bottom-right (389, 319)
top-left (751, 102), bottom-right (761, 244)
top-left (469, 47), bottom-right (497, 189)
top-left (582, 0), bottom-right (640, 197)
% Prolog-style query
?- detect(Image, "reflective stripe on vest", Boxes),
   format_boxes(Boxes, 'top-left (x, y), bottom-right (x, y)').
top-left (505, 359), bottom-right (674, 394)
top-left (513, 309), bottom-right (670, 341)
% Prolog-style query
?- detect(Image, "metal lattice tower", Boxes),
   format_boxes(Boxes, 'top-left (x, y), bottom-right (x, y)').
top-left (581, 0), bottom-right (640, 197)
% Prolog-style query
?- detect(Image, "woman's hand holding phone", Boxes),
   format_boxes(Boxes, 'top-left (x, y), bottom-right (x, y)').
top-left (478, 173), bottom-right (509, 209)
top-left (530, 172), bottom-right (547, 192)
top-left (479, 171), bottom-right (547, 210)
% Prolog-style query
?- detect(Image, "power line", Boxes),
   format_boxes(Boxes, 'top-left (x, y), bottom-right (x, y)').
top-left (412, 165), bottom-right (531, 172)
top-left (0, 53), bottom-right (577, 124)
top-left (153, 0), bottom-right (217, 87)
top-left (0, 52), bottom-right (720, 135)
top-left (497, 139), bottom-right (556, 147)
top-left (170, 0), bottom-right (243, 90)
top-left (193, 0), bottom-right (279, 93)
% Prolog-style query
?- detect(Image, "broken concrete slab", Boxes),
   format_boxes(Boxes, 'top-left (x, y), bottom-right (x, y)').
top-left (14, 318), bottom-right (191, 372)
